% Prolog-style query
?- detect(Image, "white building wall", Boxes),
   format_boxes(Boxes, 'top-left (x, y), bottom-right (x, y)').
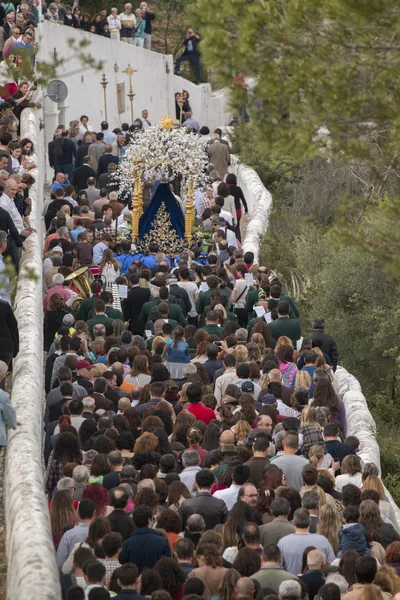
top-left (38, 22), bottom-right (232, 181)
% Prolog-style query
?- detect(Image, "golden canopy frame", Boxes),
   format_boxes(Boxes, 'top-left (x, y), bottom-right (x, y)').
top-left (130, 158), bottom-right (196, 248)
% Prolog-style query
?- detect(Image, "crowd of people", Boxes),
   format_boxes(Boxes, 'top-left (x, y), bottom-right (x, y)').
top-left (0, 4), bottom-right (398, 600)
top-left (42, 2), bottom-right (155, 49)
top-left (27, 110), bottom-right (399, 600)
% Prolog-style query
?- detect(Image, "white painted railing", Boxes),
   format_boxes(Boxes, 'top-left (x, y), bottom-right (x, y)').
top-left (230, 155), bottom-right (273, 263)
top-left (4, 108), bottom-right (61, 599)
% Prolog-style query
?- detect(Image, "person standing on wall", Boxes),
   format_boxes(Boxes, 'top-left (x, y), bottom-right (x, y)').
top-left (119, 3), bottom-right (136, 44)
top-left (174, 27), bottom-right (201, 85)
top-left (140, 2), bottom-right (155, 50)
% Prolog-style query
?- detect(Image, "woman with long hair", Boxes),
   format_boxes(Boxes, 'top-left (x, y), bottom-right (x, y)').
top-left (99, 249), bottom-right (120, 283)
top-left (374, 566), bottom-right (400, 596)
top-left (154, 557), bottom-right (186, 600)
top-left (123, 407), bottom-right (141, 438)
top-left (167, 480), bottom-right (192, 513)
top-left (50, 489), bottom-right (75, 547)
top-left (335, 455), bottom-right (363, 492)
top-left (43, 293), bottom-right (72, 351)
top-left (317, 504), bottom-right (341, 554)
top-left (189, 543), bottom-right (228, 597)
top-left (276, 345), bottom-right (298, 388)
top-left (263, 465), bottom-right (286, 491)
top-left (360, 499), bottom-right (400, 549)
top-left (191, 340), bottom-right (209, 364)
top-left (252, 321), bottom-right (275, 350)
top-left (220, 501), bottom-right (256, 550)
top-left (385, 542), bottom-right (400, 576)
top-left (232, 264), bottom-right (249, 327)
top-left (309, 444), bottom-right (335, 472)
top-left (363, 476), bottom-right (400, 532)
top-left (311, 378), bottom-right (347, 436)
top-left (46, 431), bottom-right (82, 494)
top-left (217, 568), bottom-right (241, 600)
top-left (339, 550), bottom-right (360, 587)
top-left (20, 137), bottom-right (34, 156)
top-left (125, 354), bottom-right (151, 388)
top-left (61, 516), bottom-right (111, 575)
top-left (82, 483), bottom-right (112, 517)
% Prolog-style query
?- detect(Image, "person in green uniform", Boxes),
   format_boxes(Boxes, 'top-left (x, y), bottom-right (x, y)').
top-left (268, 301), bottom-right (301, 347)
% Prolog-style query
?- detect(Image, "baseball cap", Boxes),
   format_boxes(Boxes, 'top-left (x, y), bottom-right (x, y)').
top-left (221, 395), bottom-right (238, 405)
top-left (51, 246), bottom-right (63, 254)
top-left (75, 359), bottom-right (94, 370)
top-left (261, 393), bottom-right (277, 405)
top-left (62, 313), bottom-right (75, 327)
top-left (241, 381), bottom-right (254, 393)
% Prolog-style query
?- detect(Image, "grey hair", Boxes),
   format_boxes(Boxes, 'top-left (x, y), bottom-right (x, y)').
top-left (182, 363), bottom-right (197, 377)
top-left (137, 478), bottom-right (155, 492)
top-left (0, 360), bottom-right (8, 378)
top-left (52, 273), bottom-right (64, 285)
top-left (302, 491), bottom-right (320, 510)
top-left (187, 513), bottom-right (205, 532)
top-left (57, 477), bottom-right (75, 491)
top-left (58, 226), bottom-right (69, 237)
top-left (363, 462), bottom-right (379, 478)
top-left (82, 397), bottom-right (95, 409)
top-left (325, 573), bottom-right (349, 594)
top-left (211, 133), bottom-right (220, 140)
top-left (271, 497), bottom-right (291, 518)
top-left (0, 170), bottom-right (9, 178)
top-left (279, 581), bottom-right (302, 600)
top-left (274, 430), bottom-right (285, 452)
top-left (93, 324), bottom-right (106, 337)
top-left (132, 336), bottom-right (146, 350)
top-left (73, 465), bottom-right (88, 484)
top-left (182, 449), bottom-right (201, 467)
top-left (307, 549), bottom-right (326, 569)
top-left (0, 230), bottom-right (7, 245)
top-left (236, 328), bottom-right (248, 342)
top-left (293, 507), bottom-right (311, 529)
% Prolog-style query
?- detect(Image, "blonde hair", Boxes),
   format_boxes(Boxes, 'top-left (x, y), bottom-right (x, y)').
top-left (275, 336), bottom-right (293, 351)
top-left (309, 444), bottom-right (325, 468)
top-left (214, 303), bottom-right (227, 320)
top-left (295, 370), bottom-right (312, 390)
top-left (318, 468), bottom-right (336, 488)
top-left (300, 406), bottom-right (319, 427)
top-left (317, 504), bottom-right (341, 554)
top-left (363, 475), bottom-right (385, 501)
top-left (251, 333), bottom-right (266, 354)
top-left (235, 345), bottom-right (248, 363)
top-left (151, 336), bottom-right (165, 355)
top-left (139, 278), bottom-right (149, 288)
top-left (358, 585), bottom-right (387, 600)
top-left (91, 363), bottom-right (108, 377)
top-left (234, 419), bottom-right (251, 444)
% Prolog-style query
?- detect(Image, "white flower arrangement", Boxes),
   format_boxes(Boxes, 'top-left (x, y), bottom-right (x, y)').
top-left (116, 123), bottom-right (208, 195)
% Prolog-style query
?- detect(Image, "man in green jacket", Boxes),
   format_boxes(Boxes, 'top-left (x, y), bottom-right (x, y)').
top-left (203, 310), bottom-right (223, 336)
top-left (251, 544), bottom-right (298, 593)
top-left (196, 274), bottom-right (230, 316)
top-left (268, 301), bottom-right (301, 347)
top-left (86, 299), bottom-right (115, 339)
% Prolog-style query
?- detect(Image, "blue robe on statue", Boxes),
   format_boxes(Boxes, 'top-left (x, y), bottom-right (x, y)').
top-left (139, 182), bottom-right (185, 244)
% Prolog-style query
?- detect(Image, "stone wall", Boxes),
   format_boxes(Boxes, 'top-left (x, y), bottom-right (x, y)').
top-left (230, 155), bottom-right (272, 264)
top-left (4, 109), bottom-right (61, 599)
top-left (333, 366), bottom-right (400, 528)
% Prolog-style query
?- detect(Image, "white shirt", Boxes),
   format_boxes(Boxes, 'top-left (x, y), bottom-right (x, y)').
top-left (220, 208), bottom-right (233, 226)
top-left (177, 281), bottom-right (198, 317)
top-left (0, 255), bottom-right (11, 305)
top-left (0, 193), bottom-right (24, 233)
top-left (93, 241), bottom-right (107, 265)
top-left (213, 484), bottom-right (241, 510)
top-left (180, 466), bottom-right (202, 493)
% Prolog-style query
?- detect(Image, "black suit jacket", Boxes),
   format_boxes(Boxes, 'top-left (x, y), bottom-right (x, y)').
top-left (75, 143), bottom-right (91, 168)
top-left (123, 286), bottom-right (151, 334)
top-left (312, 329), bottom-right (338, 370)
top-left (97, 154), bottom-right (119, 178)
top-left (108, 509), bottom-right (135, 541)
top-left (72, 164), bottom-right (97, 192)
top-left (180, 491), bottom-right (228, 530)
top-left (300, 570), bottom-right (326, 600)
top-left (0, 300), bottom-right (19, 358)
top-left (0, 206), bottom-right (23, 247)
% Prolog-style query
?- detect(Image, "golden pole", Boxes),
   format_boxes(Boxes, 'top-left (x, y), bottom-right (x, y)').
top-left (123, 63), bottom-right (137, 124)
top-left (131, 160), bottom-right (144, 241)
top-left (100, 73), bottom-right (108, 122)
top-left (185, 180), bottom-right (195, 247)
